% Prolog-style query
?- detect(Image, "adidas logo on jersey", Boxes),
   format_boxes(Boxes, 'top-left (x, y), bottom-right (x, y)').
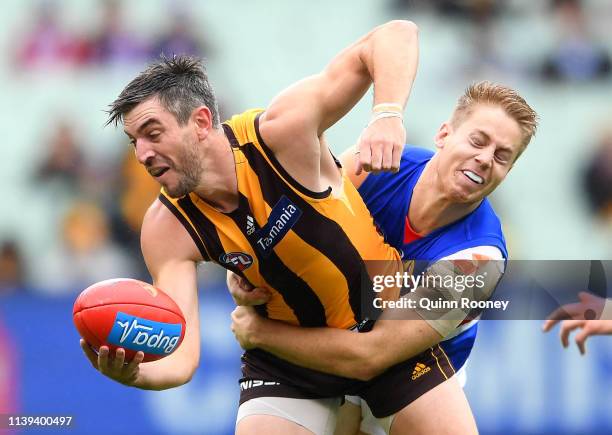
top-left (411, 362), bottom-right (431, 380)
top-left (246, 215), bottom-right (255, 235)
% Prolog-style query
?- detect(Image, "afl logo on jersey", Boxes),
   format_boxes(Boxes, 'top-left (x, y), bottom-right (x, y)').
top-left (220, 252), bottom-right (254, 271)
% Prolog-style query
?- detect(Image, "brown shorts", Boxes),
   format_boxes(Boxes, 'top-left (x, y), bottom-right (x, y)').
top-left (238, 348), bottom-right (360, 405)
top-left (355, 344), bottom-right (456, 418)
top-left (238, 345), bottom-right (455, 419)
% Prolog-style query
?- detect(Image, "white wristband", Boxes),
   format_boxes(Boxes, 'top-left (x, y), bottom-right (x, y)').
top-left (368, 111), bottom-right (403, 127)
top-left (373, 103), bottom-right (404, 113)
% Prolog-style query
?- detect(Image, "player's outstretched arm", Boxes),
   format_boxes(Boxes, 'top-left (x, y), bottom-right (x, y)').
top-left (259, 20), bottom-right (419, 175)
top-left (80, 200), bottom-right (203, 390)
top-left (543, 292), bottom-right (612, 355)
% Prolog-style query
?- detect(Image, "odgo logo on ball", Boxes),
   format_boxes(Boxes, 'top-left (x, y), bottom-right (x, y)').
top-left (107, 312), bottom-right (182, 355)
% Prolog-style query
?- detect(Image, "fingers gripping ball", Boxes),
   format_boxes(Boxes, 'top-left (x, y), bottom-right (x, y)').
top-left (73, 279), bottom-right (186, 362)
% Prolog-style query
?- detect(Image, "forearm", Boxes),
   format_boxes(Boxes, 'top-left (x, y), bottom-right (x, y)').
top-left (129, 320), bottom-right (200, 391)
top-left (250, 318), bottom-right (439, 381)
top-left (361, 20), bottom-right (419, 106)
top-left (132, 353), bottom-right (198, 390)
top-left (251, 319), bottom-right (379, 381)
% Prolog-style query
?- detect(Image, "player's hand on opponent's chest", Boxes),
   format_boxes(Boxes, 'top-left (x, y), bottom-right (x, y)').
top-left (227, 271), bottom-right (271, 306)
top-left (355, 115), bottom-right (405, 175)
top-left (231, 306), bottom-right (262, 350)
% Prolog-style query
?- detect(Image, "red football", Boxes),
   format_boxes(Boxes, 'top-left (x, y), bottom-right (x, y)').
top-left (73, 278), bottom-right (186, 362)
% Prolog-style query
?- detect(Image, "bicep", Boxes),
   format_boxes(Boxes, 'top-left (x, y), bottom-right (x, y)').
top-left (402, 246), bottom-right (505, 338)
top-left (359, 247), bottom-right (504, 371)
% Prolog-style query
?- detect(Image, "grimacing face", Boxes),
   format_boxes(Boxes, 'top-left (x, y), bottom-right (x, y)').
top-left (434, 104), bottom-right (524, 204)
top-left (123, 97), bottom-right (205, 198)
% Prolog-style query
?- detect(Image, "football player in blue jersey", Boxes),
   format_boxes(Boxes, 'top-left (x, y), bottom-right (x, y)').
top-left (229, 81), bottom-right (538, 435)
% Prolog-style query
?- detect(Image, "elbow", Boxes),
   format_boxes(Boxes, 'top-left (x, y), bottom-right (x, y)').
top-left (149, 365), bottom-right (197, 391)
top-left (353, 358), bottom-right (386, 381)
top-left (349, 346), bottom-right (387, 381)
top-left (179, 360), bottom-right (200, 386)
top-left (177, 363), bottom-right (198, 387)
top-left (149, 359), bottom-right (199, 391)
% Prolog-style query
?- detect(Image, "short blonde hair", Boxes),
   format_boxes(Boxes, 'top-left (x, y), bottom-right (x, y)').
top-left (451, 81), bottom-right (539, 152)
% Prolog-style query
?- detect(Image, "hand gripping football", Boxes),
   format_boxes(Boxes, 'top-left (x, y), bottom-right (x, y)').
top-left (73, 279), bottom-right (186, 362)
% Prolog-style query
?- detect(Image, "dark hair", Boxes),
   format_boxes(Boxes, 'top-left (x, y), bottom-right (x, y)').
top-left (106, 55), bottom-right (220, 128)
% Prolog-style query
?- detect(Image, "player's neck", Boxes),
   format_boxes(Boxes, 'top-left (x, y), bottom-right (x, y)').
top-left (192, 129), bottom-right (239, 213)
top-left (409, 161), bottom-right (481, 235)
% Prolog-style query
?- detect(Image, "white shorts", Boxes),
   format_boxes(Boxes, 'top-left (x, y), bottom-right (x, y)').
top-left (237, 396), bottom-right (342, 435)
top-left (346, 364), bottom-right (468, 435)
top-left (344, 395), bottom-right (393, 435)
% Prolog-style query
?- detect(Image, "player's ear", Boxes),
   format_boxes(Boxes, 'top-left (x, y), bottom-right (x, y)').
top-left (434, 122), bottom-right (451, 149)
top-left (193, 106), bottom-right (213, 140)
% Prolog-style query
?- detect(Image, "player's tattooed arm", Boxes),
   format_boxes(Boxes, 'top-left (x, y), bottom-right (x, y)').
top-left (231, 305), bottom-right (441, 381)
top-left (230, 303), bottom-right (446, 381)
top-left (230, 252), bottom-right (505, 380)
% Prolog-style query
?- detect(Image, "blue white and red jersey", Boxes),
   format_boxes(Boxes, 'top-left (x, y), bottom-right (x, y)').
top-left (358, 146), bottom-right (508, 373)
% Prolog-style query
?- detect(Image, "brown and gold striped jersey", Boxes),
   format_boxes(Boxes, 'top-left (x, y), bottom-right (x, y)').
top-left (159, 109), bottom-right (401, 329)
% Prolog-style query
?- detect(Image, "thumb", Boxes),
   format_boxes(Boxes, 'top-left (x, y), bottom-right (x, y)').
top-left (355, 159), bottom-right (363, 176)
top-left (353, 146), bottom-right (363, 176)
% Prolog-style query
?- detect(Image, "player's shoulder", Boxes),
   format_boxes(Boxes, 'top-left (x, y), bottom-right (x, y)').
top-left (471, 198), bottom-right (504, 229)
top-left (401, 145), bottom-right (434, 164)
top-left (402, 144), bottom-right (435, 161)
top-left (224, 108), bottom-right (264, 126)
top-left (385, 145), bottom-right (433, 177)
top-left (359, 145), bottom-right (432, 192)
top-left (432, 245), bottom-right (506, 284)
top-left (223, 108), bottom-right (265, 145)
top-left (439, 245), bottom-right (504, 261)
top-left (141, 196), bottom-right (203, 264)
top-left (141, 197), bottom-right (183, 246)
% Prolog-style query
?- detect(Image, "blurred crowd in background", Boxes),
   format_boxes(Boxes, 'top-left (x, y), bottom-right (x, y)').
top-left (13, 0), bottom-right (209, 71)
top-left (1, 1), bottom-right (612, 434)
top-left (0, 0), bottom-right (610, 288)
top-left (3, 0), bottom-right (611, 296)
top-left (1, 0), bottom-right (224, 294)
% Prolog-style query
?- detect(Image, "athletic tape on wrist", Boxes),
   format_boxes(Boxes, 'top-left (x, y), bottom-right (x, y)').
top-left (367, 111), bottom-right (403, 127)
top-left (372, 103), bottom-right (403, 113)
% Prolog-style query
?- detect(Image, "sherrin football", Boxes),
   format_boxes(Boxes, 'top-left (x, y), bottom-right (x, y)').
top-left (73, 278), bottom-right (186, 362)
